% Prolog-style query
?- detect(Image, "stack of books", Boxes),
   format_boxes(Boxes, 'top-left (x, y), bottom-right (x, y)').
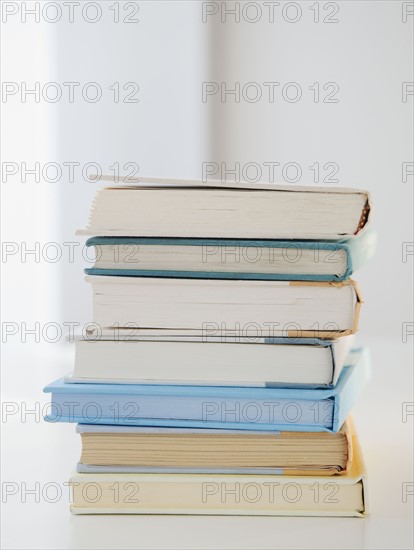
top-left (44, 178), bottom-right (375, 516)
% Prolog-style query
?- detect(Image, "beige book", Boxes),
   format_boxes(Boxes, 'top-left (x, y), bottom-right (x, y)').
top-left (77, 420), bottom-right (352, 476)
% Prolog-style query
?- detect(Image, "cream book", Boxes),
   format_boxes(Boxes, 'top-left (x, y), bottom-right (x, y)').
top-left (86, 276), bottom-right (362, 337)
top-left (76, 420), bottom-right (353, 476)
top-left (77, 179), bottom-right (371, 240)
top-left (69, 430), bottom-right (367, 516)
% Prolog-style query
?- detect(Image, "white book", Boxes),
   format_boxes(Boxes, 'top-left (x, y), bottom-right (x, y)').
top-left (86, 276), bottom-right (362, 338)
top-left (77, 179), bottom-right (371, 240)
top-left (68, 335), bottom-right (354, 388)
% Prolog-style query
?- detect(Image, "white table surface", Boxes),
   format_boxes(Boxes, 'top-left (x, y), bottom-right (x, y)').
top-left (1, 337), bottom-right (413, 550)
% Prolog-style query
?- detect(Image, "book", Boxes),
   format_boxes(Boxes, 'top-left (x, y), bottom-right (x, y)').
top-left (77, 179), bottom-right (371, 240)
top-left (69, 428), bottom-right (367, 516)
top-left (76, 419), bottom-right (353, 476)
top-left (84, 231), bottom-right (376, 282)
top-left (86, 276), bottom-right (362, 337)
top-left (43, 348), bottom-right (370, 432)
top-left (68, 335), bottom-right (354, 388)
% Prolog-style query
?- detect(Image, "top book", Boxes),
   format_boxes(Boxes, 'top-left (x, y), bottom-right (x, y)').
top-left (78, 178), bottom-right (372, 240)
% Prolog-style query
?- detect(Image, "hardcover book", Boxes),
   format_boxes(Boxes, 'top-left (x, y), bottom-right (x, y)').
top-left (84, 231), bottom-right (376, 282)
top-left (77, 179), bottom-right (371, 241)
top-left (86, 276), bottom-right (363, 338)
top-left (68, 335), bottom-right (354, 388)
top-left (76, 418), bottom-right (354, 476)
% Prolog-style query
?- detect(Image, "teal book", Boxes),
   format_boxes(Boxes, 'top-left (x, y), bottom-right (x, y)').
top-left (84, 231), bottom-right (376, 282)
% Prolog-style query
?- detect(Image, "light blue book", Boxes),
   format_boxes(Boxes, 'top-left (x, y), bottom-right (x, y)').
top-left (84, 231), bottom-right (376, 282)
top-left (44, 348), bottom-right (369, 433)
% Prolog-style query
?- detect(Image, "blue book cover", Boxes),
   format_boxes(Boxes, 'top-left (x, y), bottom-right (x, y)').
top-left (44, 348), bottom-right (370, 433)
top-left (84, 231), bottom-right (376, 282)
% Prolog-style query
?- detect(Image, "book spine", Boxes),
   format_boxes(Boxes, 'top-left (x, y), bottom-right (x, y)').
top-left (333, 348), bottom-right (371, 431)
top-left (345, 230), bottom-right (377, 275)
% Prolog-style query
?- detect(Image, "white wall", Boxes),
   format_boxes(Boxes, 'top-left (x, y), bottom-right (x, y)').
top-left (53, 0), bottom-right (211, 324)
top-left (1, 4), bottom-right (413, 548)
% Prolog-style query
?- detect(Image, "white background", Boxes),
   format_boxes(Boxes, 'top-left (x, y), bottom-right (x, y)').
top-left (1, 1), bottom-right (413, 548)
